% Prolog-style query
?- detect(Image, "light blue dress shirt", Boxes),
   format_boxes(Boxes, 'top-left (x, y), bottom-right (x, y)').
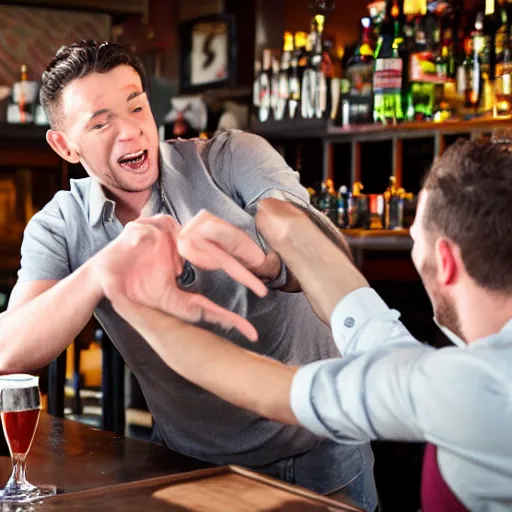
top-left (291, 288), bottom-right (512, 511)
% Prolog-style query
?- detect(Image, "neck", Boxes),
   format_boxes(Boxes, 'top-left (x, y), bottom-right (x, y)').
top-left (108, 187), bottom-right (153, 225)
top-left (457, 284), bottom-right (512, 343)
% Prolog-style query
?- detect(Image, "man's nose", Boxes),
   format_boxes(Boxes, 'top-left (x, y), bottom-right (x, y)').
top-left (117, 115), bottom-right (142, 141)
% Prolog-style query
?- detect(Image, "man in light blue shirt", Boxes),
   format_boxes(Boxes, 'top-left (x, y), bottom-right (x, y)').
top-left (101, 138), bottom-right (512, 511)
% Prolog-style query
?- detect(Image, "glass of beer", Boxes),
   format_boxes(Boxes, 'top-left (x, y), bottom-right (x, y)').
top-left (0, 374), bottom-right (56, 503)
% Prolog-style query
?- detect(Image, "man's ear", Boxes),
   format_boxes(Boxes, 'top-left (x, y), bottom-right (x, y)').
top-left (435, 237), bottom-right (458, 286)
top-left (46, 130), bottom-right (80, 164)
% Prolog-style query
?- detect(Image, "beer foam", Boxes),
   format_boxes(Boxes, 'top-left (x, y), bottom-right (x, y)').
top-left (0, 374), bottom-right (38, 389)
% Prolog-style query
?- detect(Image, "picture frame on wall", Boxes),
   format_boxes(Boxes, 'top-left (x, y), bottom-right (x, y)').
top-left (179, 14), bottom-right (237, 94)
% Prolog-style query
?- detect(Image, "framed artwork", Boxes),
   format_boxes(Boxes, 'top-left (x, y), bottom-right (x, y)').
top-left (179, 14), bottom-right (237, 94)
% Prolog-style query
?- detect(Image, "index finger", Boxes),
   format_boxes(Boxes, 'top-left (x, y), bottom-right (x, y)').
top-left (180, 210), bottom-right (266, 270)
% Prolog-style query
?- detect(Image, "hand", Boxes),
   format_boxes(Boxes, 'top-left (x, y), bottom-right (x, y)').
top-left (255, 199), bottom-right (368, 323)
top-left (93, 215), bottom-right (259, 341)
top-left (177, 209), bottom-right (280, 293)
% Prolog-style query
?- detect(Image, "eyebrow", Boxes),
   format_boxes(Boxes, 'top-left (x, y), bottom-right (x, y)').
top-left (90, 108), bottom-right (110, 120)
top-left (127, 91), bottom-right (144, 102)
top-left (89, 91), bottom-right (145, 121)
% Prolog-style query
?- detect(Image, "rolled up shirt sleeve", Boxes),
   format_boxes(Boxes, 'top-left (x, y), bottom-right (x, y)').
top-left (204, 130), bottom-right (312, 290)
top-left (291, 288), bottom-right (511, 462)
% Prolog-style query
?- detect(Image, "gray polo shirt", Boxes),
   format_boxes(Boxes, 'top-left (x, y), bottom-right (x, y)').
top-left (18, 130), bottom-right (349, 466)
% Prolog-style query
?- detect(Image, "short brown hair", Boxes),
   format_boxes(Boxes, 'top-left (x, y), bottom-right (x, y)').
top-left (40, 40), bottom-right (146, 129)
top-left (422, 137), bottom-right (512, 292)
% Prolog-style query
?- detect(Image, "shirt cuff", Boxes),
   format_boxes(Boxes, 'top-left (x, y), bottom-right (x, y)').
top-left (290, 361), bottom-right (333, 438)
top-left (330, 287), bottom-right (391, 355)
top-left (264, 258), bottom-right (288, 290)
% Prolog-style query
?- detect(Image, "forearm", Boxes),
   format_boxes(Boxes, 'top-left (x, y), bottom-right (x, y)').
top-left (256, 202), bottom-right (369, 322)
top-left (0, 262), bottom-right (103, 372)
top-left (114, 300), bottom-right (298, 424)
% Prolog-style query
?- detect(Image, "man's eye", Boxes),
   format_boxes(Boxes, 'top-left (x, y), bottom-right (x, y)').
top-left (133, 107), bottom-right (143, 113)
top-left (92, 124), bottom-right (105, 130)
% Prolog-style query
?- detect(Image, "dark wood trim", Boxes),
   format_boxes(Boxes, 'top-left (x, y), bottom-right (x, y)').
top-left (43, 464), bottom-right (361, 510)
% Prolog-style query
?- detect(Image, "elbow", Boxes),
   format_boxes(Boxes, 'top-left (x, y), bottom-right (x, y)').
top-left (0, 333), bottom-right (33, 375)
top-left (0, 351), bottom-right (16, 375)
top-left (0, 344), bottom-right (23, 375)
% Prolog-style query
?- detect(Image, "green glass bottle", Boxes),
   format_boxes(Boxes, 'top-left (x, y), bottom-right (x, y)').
top-left (373, 0), bottom-right (405, 124)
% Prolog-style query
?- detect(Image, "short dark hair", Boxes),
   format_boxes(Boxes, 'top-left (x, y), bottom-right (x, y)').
top-left (40, 40), bottom-right (146, 129)
top-left (422, 137), bottom-right (512, 292)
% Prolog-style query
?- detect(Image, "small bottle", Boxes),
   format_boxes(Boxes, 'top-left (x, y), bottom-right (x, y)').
top-left (384, 176), bottom-right (404, 230)
top-left (259, 50), bottom-right (273, 122)
top-left (338, 185), bottom-right (349, 228)
top-left (253, 60), bottom-right (262, 109)
top-left (19, 65), bottom-right (28, 124)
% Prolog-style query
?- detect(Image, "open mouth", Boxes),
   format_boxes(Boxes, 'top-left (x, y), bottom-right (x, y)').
top-left (117, 149), bottom-right (148, 170)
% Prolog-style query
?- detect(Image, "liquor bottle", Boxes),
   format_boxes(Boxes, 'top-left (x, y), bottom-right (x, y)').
top-left (8, 65), bottom-right (38, 124)
top-left (437, 23), bottom-right (455, 79)
top-left (383, 176), bottom-right (404, 229)
top-left (345, 18), bottom-right (375, 124)
top-left (258, 49), bottom-right (272, 122)
top-left (19, 65), bottom-right (28, 124)
top-left (253, 60), bottom-right (262, 110)
top-left (403, 0), bottom-right (427, 17)
top-left (349, 181), bottom-right (370, 229)
top-left (289, 38), bottom-right (302, 119)
top-left (373, 0), bottom-right (405, 124)
top-left (470, 17), bottom-right (484, 110)
top-left (457, 38), bottom-right (478, 109)
top-left (276, 32), bottom-right (294, 121)
top-left (271, 52), bottom-right (281, 120)
top-left (312, 14), bottom-right (328, 118)
top-left (495, 2), bottom-right (509, 67)
top-left (408, 15), bottom-right (440, 121)
top-left (302, 16), bottom-right (328, 119)
top-left (338, 185), bottom-right (349, 228)
top-left (296, 31), bottom-right (310, 72)
top-left (318, 179), bottom-right (338, 224)
top-left (495, 8), bottom-right (512, 114)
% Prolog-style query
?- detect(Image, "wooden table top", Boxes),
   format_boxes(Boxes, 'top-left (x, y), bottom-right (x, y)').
top-left (22, 466), bottom-right (361, 511)
top-left (0, 413), bottom-right (210, 495)
top-left (0, 415), bottom-right (362, 511)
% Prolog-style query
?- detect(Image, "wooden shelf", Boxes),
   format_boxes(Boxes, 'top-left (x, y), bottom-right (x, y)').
top-left (251, 115), bottom-right (512, 143)
top-left (0, 123), bottom-right (49, 143)
top-left (252, 115), bottom-right (512, 190)
top-left (342, 228), bottom-right (410, 238)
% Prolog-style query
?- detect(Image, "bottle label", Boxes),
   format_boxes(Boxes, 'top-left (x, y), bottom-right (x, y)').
top-left (346, 62), bottom-right (374, 97)
top-left (503, 73), bottom-right (512, 96)
top-left (456, 65), bottom-right (467, 95)
top-left (373, 58), bottom-right (403, 92)
top-left (410, 53), bottom-right (445, 83)
top-left (259, 74), bottom-right (271, 122)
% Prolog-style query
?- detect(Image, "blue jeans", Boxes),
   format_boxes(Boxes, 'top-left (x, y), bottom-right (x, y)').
top-left (250, 440), bottom-right (378, 512)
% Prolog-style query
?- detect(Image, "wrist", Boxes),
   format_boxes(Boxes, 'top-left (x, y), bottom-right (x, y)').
top-left (82, 258), bottom-right (106, 305)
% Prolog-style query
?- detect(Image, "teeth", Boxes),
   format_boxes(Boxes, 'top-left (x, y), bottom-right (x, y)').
top-left (119, 150), bottom-right (144, 162)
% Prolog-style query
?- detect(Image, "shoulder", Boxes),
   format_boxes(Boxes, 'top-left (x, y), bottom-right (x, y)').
top-left (162, 130), bottom-right (272, 159)
top-left (25, 178), bottom-right (91, 235)
top-left (413, 346), bottom-right (510, 425)
top-left (208, 129), bottom-right (273, 154)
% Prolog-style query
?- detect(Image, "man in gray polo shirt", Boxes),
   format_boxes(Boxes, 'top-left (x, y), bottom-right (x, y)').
top-left (0, 41), bottom-right (376, 510)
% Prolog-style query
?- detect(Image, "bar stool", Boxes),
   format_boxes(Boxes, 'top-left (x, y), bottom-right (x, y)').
top-left (47, 326), bottom-right (126, 436)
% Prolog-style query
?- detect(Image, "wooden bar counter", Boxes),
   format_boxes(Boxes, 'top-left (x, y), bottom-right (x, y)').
top-left (0, 414), bottom-right (361, 511)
